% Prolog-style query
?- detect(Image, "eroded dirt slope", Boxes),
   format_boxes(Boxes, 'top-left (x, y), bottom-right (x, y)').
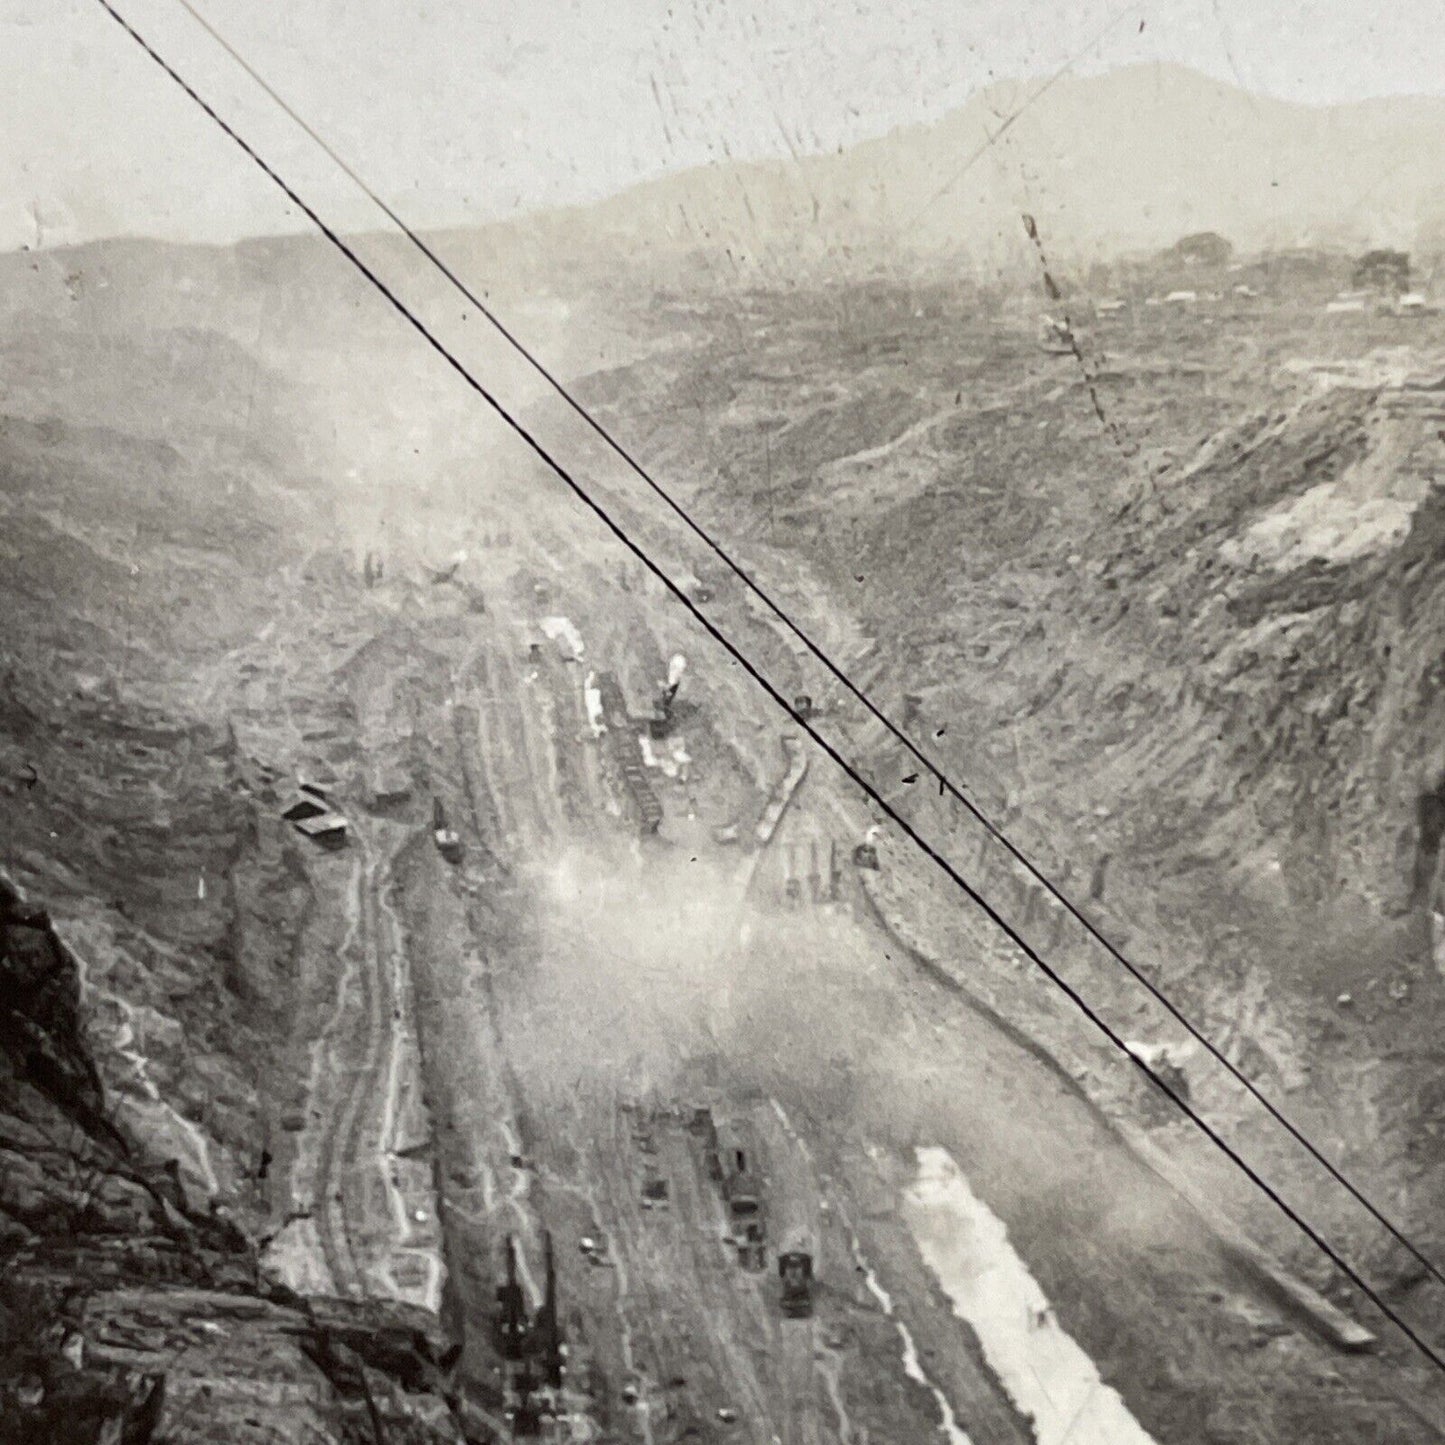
top-left (579, 281), bottom-right (1445, 1348)
top-left (6, 245), bottom-right (1445, 1445)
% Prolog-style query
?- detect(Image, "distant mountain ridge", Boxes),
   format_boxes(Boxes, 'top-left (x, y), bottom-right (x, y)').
top-left (430, 61), bottom-right (1445, 279)
top-left (7, 64), bottom-right (1445, 296)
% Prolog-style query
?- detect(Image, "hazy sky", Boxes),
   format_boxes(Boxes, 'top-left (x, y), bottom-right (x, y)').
top-left (4, 0), bottom-right (1443, 250)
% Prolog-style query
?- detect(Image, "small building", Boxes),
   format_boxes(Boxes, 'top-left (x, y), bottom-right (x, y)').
top-left (293, 813), bottom-right (349, 851)
top-left (283, 792), bottom-right (349, 849)
top-left (367, 750), bottom-right (414, 814)
top-left (370, 782), bottom-right (413, 814)
top-left (282, 797), bottom-right (327, 824)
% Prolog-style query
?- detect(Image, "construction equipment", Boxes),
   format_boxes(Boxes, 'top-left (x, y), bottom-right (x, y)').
top-left (597, 671), bottom-right (664, 836)
top-left (648, 691), bottom-right (678, 738)
top-left (779, 1248), bottom-right (814, 1318)
top-left (813, 839), bottom-right (839, 902)
top-left (648, 654), bottom-right (687, 738)
top-left (534, 1230), bottom-right (563, 1389)
top-left (432, 798), bottom-right (462, 864)
top-left (510, 1362), bottom-right (543, 1437)
top-left (713, 1121), bottom-right (762, 1224)
top-left (495, 1235), bottom-right (529, 1358)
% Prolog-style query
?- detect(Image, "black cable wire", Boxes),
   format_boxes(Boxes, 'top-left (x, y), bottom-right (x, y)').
top-left (166, 0), bottom-right (1445, 1297)
top-left (93, 0), bottom-right (1445, 1376)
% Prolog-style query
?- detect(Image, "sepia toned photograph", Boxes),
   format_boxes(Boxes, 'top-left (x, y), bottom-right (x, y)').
top-left (3, 2), bottom-right (1444, 1441)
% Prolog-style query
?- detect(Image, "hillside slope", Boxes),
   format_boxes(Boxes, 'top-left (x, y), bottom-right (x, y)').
top-left (0, 317), bottom-right (482, 1440)
top-left (582, 278), bottom-right (1445, 1297)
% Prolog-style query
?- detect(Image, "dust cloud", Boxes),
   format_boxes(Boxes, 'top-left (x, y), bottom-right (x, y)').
top-left (491, 838), bottom-right (765, 1108)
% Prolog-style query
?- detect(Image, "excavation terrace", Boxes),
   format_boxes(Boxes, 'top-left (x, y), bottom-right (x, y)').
top-left (3, 223), bottom-right (1445, 1445)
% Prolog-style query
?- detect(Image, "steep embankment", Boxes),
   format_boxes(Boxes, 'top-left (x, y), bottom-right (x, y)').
top-left (1009, 363), bottom-right (1445, 1266)
top-left (927, 360), bottom-right (1445, 1282)
top-left (589, 280), bottom-right (1445, 1303)
top-left (1105, 372), bottom-right (1445, 927)
top-left (0, 329), bottom-right (474, 1439)
top-left (0, 866), bottom-right (468, 1444)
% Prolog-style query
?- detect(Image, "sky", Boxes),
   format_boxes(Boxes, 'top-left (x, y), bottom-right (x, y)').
top-left (3, 0), bottom-right (1444, 251)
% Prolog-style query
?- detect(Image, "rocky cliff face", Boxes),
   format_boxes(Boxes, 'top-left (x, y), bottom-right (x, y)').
top-left (0, 871), bottom-right (474, 1445)
top-left (1099, 373), bottom-right (1445, 928)
top-left (0, 352), bottom-right (483, 1441)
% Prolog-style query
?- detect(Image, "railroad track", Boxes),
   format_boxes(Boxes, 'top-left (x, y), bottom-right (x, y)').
top-left (471, 653), bottom-right (520, 855)
top-left (660, 1126), bottom-right (779, 1443)
top-left (595, 671), bottom-right (664, 835)
top-left (313, 831), bottom-right (394, 1299)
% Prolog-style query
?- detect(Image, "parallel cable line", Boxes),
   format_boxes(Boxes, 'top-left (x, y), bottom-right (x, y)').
top-left (899, 0), bottom-right (1147, 231)
top-left (166, 0), bottom-right (1445, 1298)
top-left (92, 0), bottom-right (1445, 1375)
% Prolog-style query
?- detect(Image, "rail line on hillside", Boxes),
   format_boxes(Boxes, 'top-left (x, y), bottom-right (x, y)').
top-left (312, 830), bottom-right (396, 1299)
